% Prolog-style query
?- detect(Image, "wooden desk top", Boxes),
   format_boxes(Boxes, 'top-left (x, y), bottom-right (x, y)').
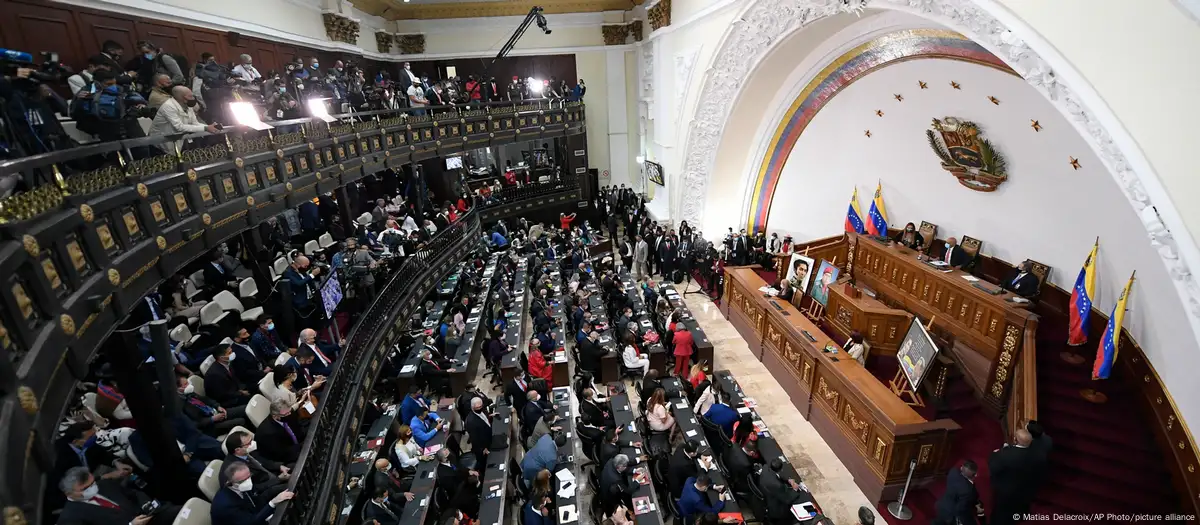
top-left (726, 268), bottom-right (926, 427)
top-left (849, 232), bottom-right (1033, 321)
top-left (829, 284), bottom-right (905, 316)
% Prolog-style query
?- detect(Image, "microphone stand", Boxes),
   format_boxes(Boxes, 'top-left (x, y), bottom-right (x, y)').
top-left (467, 6), bottom-right (545, 102)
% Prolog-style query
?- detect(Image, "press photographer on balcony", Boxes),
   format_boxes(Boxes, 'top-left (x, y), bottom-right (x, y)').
top-left (147, 85), bottom-right (219, 153)
top-left (70, 68), bottom-right (149, 145)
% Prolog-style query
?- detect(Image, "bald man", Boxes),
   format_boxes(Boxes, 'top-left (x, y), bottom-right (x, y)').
top-left (988, 429), bottom-right (1038, 525)
top-left (148, 85), bottom-right (218, 152)
top-left (284, 255), bottom-right (322, 329)
top-left (147, 73), bottom-right (173, 108)
top-left (940, 236), bottom-right (969, 269)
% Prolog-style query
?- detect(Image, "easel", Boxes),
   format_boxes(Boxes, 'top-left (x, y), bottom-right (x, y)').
top-left (890, 316), bottom-right (934, 407)
top-left (802, 253), bottom-right (832, 322)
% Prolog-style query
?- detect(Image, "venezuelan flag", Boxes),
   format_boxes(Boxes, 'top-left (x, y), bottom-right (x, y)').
top-left (1068, 240), bottom-right (1098, 346)
top-left (845, 188), bottom-right (866, 234)
top-left (866, 182), bottom-right (889, 237)
top-left (1093, 272), bottom-right (1136, 380)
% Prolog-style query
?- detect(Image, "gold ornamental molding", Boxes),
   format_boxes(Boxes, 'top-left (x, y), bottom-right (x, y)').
top-left (647, 0), bottom-right (671, 31)
top-left (375, 31), bottom-right (394, 53)
top-left (398, 34), bottom-right (425, 55)
top-left (360, 0), bottom-right (641, 20)
top-left (322, 12), bottom-right (360, 45)
top-left (602, 24), bottom-right (631, 45)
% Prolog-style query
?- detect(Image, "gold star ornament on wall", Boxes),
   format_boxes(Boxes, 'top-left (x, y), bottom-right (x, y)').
top-left (950, 81), bottom-right (961, 90)
top-left (1069, 157), bottom-right (1081, 170)
top-left (918, 80), bottom-right (928, 89)
top-left (894, 94), bottom-right (903, 102)
top-left (988, 96), bottom-right (1000, 105)
top-left (875, 110), bottom-right (884, 117)
top-left (864, 130), bottom-right (872, 138)
top-left (1030, 120), bottom-right (1042, 132)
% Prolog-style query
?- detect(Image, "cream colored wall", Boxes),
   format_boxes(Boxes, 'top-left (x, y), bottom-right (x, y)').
top-left (992, 0), bottom-right (1200, 253)
top-left (642, 1), bottom-right (740, 223)
top-left (577, 51), bottom-right (611, 183)
top-left (398, 24), bottom-right (604, 55)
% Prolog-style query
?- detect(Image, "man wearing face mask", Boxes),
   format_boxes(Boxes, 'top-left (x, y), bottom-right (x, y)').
top-left (177, 375), bottom-right (248, 436)
top-left (1002, 260), bottom-right (1041, 299)
top-left (49, 422), bottom-right (131, 512)
top-left (148, 85), bottom-right (219, 153)
top-left (365, 487), bottom-right (416, 525)
top-left (229, 328), bottom-right (270, 385)
top-left (252, 314), bottom-right (287, 363)
top-left (507, 75), bottom-right (523, 101)
top-left (204, 344), bottom-right (252, 407)
top-left (284, 255), bottom-right (322, 330)
top-left (129, 40), bottom-right (184, 93)
top-left (58, 466), bottom-right (180, 525)
top-left (211, 461), bottom-right (295, 524)
top-left (221, 431), bottom-right (289, 495)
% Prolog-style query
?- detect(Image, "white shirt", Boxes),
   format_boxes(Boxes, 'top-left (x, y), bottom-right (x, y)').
top-left (232, 64), bottom-right (262, 82)
top-left (407, 85), bottom-right (427, 107)
top-left (621, 345), bottom-right (648, 368)
top-left (148, 98), bottom-right (208, 153)
top-left (394, 439), bottom-right (421, 467)
top-left (67, 71), bottom-right (93, 95)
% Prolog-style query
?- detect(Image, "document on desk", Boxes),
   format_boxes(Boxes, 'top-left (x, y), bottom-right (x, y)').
top-left (676, 401), bottom-right (689, 409)
top-left (555, 468), bottom-right (576, 483)
top-left (961, 275), bottom-right (980, 282)
top-left (737, 406), bottom-right (751, 415)
top-left (685, 429), bottom-right (698, 438)
top-left (559, 504), bottom-right (578, 523)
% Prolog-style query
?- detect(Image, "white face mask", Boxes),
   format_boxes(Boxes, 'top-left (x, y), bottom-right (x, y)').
top-left (226, 352), bottom-right (237, 362)
top-left (80, 483), bottom-right (100, 499)
top-left (183, 384), bottom-right (195, 394)
top-left (245, 441), bottom-right (258, 454)
top-left (233, 478), bottom-right (253, 492)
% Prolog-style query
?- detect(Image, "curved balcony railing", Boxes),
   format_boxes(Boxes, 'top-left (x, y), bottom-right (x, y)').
top-left (274, 210), bottom-right (481, 525)
top-left (0, 99), bottom-right (585, 525)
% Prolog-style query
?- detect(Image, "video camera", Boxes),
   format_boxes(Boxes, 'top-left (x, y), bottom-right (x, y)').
top-left (1, 48), bottom-right (70, 84)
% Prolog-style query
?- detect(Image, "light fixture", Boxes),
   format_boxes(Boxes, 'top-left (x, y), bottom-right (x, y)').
top-left (528, 77), bottom-right (544, 93)
top-left (307, 98), bottom-right (337, 123)
top-left (635, 155), bottom-right (645, 164)
top-left (229, 102), bottom-right (272, 130)
top-left (535, 10), bottom-right (551, 34)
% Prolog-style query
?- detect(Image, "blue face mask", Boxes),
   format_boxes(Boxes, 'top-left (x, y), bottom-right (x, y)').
top-left (944, 242), bottom-right (951, 249)
top-left (267, 322), bottom-right (275, 331)
top-left (144, 52), bottom-right (154, 60)
top-left (311, 63), bottom-right (319, 69)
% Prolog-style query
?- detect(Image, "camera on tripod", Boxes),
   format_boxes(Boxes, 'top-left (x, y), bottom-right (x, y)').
top-left (1, 48), bottom-right (70, 85)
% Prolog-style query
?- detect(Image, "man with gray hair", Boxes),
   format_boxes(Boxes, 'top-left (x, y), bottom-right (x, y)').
top-left (599, 453), bottom-right (639, 514)
top-left (58, 465), bottom-right (180, 524)
top-left (211, 460), bottom-right (294, 524)
top-left (297, 327), bottom-right (340, 375)
top-left (147, 85), bottom-right (218, 152)
top-left (253, 399), bottom-right (302, 464)
top-left (232, 53), bottom-right (261, 82)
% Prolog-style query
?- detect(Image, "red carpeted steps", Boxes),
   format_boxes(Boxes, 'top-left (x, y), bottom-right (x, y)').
top-left (1033, 334), bottom-right (1182, 516)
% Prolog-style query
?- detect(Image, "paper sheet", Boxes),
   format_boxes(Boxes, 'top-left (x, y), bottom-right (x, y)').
top-left (676, 401), bottom-right (689, 409)
top-left (559, 504), bottom-right (578, 523)
top-left (555, 469), bottom-right (576, 482)
top-left (303, 401), bottom-right (316, 413)
top-left (961, 275), bottom-right (980, 282)
top-left (685, 429), bottom-right (698, 438)
top-left (737, 406), bottom-right (751, 414)
top-left (400, 364), bottom-right (416, 374)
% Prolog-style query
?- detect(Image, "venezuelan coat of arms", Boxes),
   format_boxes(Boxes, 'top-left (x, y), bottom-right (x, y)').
top-left (926, 117), bottom-right (1008, 192)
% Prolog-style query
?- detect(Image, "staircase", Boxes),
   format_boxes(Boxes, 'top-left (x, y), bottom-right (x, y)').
top-left (1032, 327), bottom-right (1181, 516)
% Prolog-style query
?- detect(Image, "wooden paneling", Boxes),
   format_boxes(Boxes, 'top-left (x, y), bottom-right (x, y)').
top-left (724, 267), bottom-right (959, 502)
top-left (76, 12), bottom-right (138, 57)
top-left (135, 20), bottom-right (186, 55)
top-left (183, 29), bottom-right (225, 61)
top-left (7, 1), bottom-right (86, 72)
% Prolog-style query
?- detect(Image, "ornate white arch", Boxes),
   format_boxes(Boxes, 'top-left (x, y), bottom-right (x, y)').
top-left (677, 0), bottom-right (1200, 331)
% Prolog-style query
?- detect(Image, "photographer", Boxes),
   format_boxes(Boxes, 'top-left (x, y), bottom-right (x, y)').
top-left (147, 73), bottom-right (173, 108)
top-left (70, 68), bottom-right (148, 145)
top-left (147, 85), bottom-right (218, 153)
top-left (127, 41), bottom-right (185, 95)
top-left (193, 53), bottom-right (232, 118)
top-left (67, 56), bottom-right (106, 96)
top-left (1, 69), bottom-right (74, 158)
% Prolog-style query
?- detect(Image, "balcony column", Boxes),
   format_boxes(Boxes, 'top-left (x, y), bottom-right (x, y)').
top-left (105, 331), bottom-right (190, 499)
top-left (336, 185), bottom-right (355, 238)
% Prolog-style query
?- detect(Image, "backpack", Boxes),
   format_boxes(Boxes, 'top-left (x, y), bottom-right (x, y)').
top-left (159, 53), bottom-right (190, 82)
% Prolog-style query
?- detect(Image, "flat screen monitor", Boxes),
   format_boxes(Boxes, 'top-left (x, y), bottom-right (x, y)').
top-left (445, 156), bottom-right (463, 170)
top-left (896, 318), bottom-right (940, 390)
top-left (320, 273), bottom-right (344, 319)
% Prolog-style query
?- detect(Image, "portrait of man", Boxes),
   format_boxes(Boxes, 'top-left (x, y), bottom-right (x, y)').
top-left (809, 260), bottom-right (839, 306)
top-left (786, 254), bottom-right (815, 294)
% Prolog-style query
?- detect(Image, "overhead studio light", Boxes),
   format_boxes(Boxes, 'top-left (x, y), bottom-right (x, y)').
top-left (229, 102), bottom-right (272, 130)
top-left (528, 77), bottom-right (544, 93)
top-left (536, 11), bottom-right (551, 34)
top-left (307, 98), bottom-right (337, 123)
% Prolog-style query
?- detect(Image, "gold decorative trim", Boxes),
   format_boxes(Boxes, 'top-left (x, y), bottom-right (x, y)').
top-left (6, 505), bottom-right (28, 525)
top-left (22, 235), bottom-right (38, 257)
top-left (990, 325), bottom-right (1020, 398)
top-left (122, 257), bottom-right (158, 289)
top-left (79, 204), bottom-right (94, 222)
top-left (235, 157), bottom-right (245, 169)
top-left (286, 182), bottom-right (294, 191)
top-left (202, 213), bottom-right (212, 226)
top-left (187, 168), bottom-right (197, 182)
top-left (107, 268), bottom-right (121, 286)
top-left (918, 444), bottom-right (933, 465)
top-left (60, 314), bottom-right (76, 336)
top-left (17, 386), bottom-right (37, 414)
top-left (156, 236), bottom-right (167, 250)
top-left (136, 183), bottom-right (148, 197)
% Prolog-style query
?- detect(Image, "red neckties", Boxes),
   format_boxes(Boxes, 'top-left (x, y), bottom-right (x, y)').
top-left (944, 248), bottom-right (951, 263)
top-left (312, 345), bottom-right (331, 364)
top-left (91, 496), bottom-right (120, 509)
top-left (428, 359), bottom-right (441, 371)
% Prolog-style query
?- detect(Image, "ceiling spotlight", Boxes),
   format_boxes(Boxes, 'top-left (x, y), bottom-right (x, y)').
top-left (536, 11), bottom-right (551, 34)
top-left (307, 98), bottom-right (337, 123)
top-left (528, 78), bottom-right (544, 93)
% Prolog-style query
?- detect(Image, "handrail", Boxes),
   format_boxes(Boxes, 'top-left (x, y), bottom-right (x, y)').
top-left (0, 98), bottom-right (584, 525)
top-left (271, 211), bottom-right (481, 525)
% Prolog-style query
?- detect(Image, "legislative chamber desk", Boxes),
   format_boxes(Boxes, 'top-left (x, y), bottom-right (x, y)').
top-left (825, 285), bottom-right (913, 356)
top-left (845, 232), bottom-right (1038, 414)
top-left (722, 267), bottom-right (960, 502)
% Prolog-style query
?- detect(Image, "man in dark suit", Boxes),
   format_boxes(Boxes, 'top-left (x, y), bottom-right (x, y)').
top-left (286, 347), bottom-right (321, 391)
top-left (284, 255), bottom-right (321, 330)
top-left (989, 429), bottom-right (1039, 525)
top-left (1002, 260), bottom-right (1041, 298)
top-left (598, 429), bottom-right (623, 469)
top-left (211, 461), bottom-right (295, 525)
top-left (418, 348), bottom-right (451, 396)
top-left (204, 343), bottom-right (251, 407)
top-left (722, 438), bottom-right (760, 484)
top-left (640, 369), bottom-right (663, 404)
top-left (434, 448), bottom-right (464, 488)
top-left (464, 397), bottom-right (492, 466)
top-left (933, 460), bottom-right (981, 525)
top-left (57, 466), bottom-right (180, 525)
top-left (730, 231), bottom-right (749, 266)
top-left (579, 331), bottom-right (607, 376)
top-left (203, 249), bottom-right (238, 295)
top-left (222, 431), bottom-right (288, 495)
top-left (758, 458), bottom-right (805, 522)
top-left (176, 375), bottom-right (247, 436)
top-left (520, 391), bottom-right (546, 433)
top-left (658, 234), bottom-right (678, 279)
top-left (580, 386), bottom-right (612, 428)
top-left (364, 487), bottom-right (417, 525)
top-left (668, 440), bottom-right (701, 499)
top-left (255, 400), bottom-right (302, 465)
top-left (506, 370), bottom-right (531, 413)
top-left (229, 328), bottom-right (268, 386)
top-left (940, 237), bottom-right (969, 269)
top-left (48, 423), bottom-right (129, 515)
top-left (599, 453), bottom-right (638, 515)
top-left (1027, 420), bottom-right (1053, 479)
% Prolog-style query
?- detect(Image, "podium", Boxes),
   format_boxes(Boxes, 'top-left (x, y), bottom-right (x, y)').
top-left (825, 284), bottom-right (914, 357)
